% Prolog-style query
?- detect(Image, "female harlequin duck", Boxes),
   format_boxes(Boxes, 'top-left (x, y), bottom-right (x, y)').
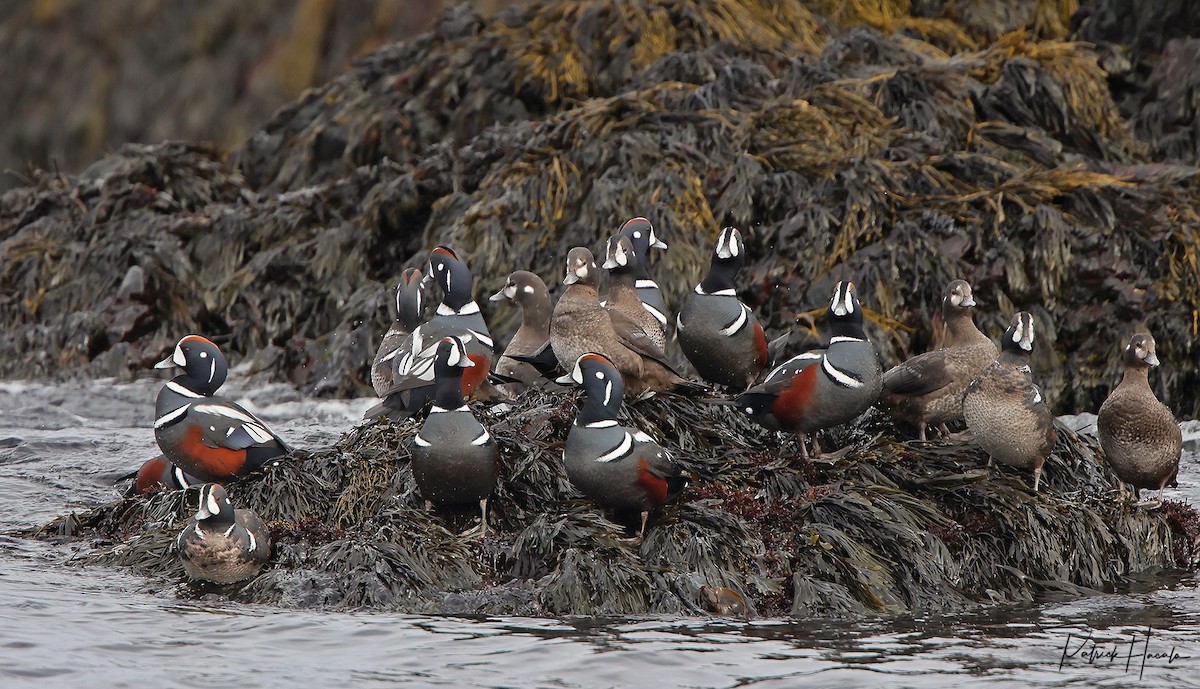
top-left (129, 455), bottom-right (200, 496)
top-left (1097, 333), bottom-right (1182, 507)
top-left (602, 234), bottom-right (667, 350)
top-left (154, 335), bottom-right (289, 483)
top-left (880, 280), bottom-right (998, 441)
top-left (410, 336), bottom-right (500, 536)
top-left (736, 281), bottom-right (882, 459)
top-left (372, 246), bottom-right (496, 417)
top-left (677, 227), bottom-right (783, 389)
top-left (962, 312), bottom-right (1056, 491)
top-left (616, 216), bottom-right (670, 329)
top-left (176, 483), bottom-right (271, 584)
top-left (550, 247), bottom-right (688, 397)
top-left (558, 353), bottom-right (690, 538)
top-left (372, 267), bottom-right (426, 397)
top-left (489, 270), bottom-right (553, 394)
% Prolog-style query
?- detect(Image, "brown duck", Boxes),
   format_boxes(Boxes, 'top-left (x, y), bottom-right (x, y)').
top-left (962, 311), bottom-right (1056, 491)
top-left (550, 247), bottom-right (686, 397)
top-left (602, 234), bottom-right (667, 350)
top-left (1097, 333), bottom-right (1181, 507)
top-left (881, 280), bottom-right (998, 440)
top-left (489, 270), bottom-right (552, 395)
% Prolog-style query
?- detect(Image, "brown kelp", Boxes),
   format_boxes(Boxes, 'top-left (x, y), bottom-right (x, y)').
top-left (28, 388), bottom-right (1198, 617)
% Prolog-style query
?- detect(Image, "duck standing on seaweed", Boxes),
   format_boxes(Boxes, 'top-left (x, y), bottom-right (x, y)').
top-left (409, 336), bottom-right (500, 536)
top-left (677, 227), bottom-right (784, 389)
top-left (489, 270), bottom-right (554, 395)
top-left (880, 280), bottom-right (997, 441)
top-left (371, 246), bottom-right (496, 417)
top-left (736, 281), bottom-right (882, 459)
top-left (558, 353), bottom-right (690, 538)
top-left (962, 311), bottom-right (1056, 491)
top-left (371, 267), bottom-right (426, 397)
top-left (550, 247), bottom-right (690, 397)
top-left (153, 335), bottom-right (290, 482)
top-left (603, 234), bottom-right (667, 350)
top-left (176, 483), bottom-right (271, 584)
top-left (616, 216), bottom-right (670, 333)
top-left (1097, 333), bottom-right (1181, 507)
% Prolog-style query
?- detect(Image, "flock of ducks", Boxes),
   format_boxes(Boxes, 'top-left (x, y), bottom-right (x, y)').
top-left (134, 217), bottom-right (1184, 584)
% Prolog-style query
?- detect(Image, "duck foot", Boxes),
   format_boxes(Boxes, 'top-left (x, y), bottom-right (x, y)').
top-left (1134, 498), bottom-right (1164, 510)
top-left (808, 444), bottom-right (855, 465)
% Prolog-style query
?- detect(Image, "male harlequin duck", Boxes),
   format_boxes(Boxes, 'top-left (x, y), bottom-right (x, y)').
top-left (617, 217), bottom-right (669, 329)
top-left (372, 267), bottom-right (426, 397)
top-left (558, 353), bottom-right (690, 537)
top-left (373, 246), bottom-right (496, 417)
top-left (880, 280), bottom-right (998, 441)
top-left (736, 281), bottom-right (882, 459)
top-left (1097, 333), bottom-right (1182, 507)
top-left (154, 335), bottom-right (289, 483)
top-left (962, 312), bottom-right (1056, 491)
top-left (550, 247), bottom-right (688, 397)
top-left (410, 336), bottom-right (500, 536)
top-left (602, 234), bottom-right (667, 350)
top-left (129, 455), bottom-right (200, 496)
top-left (176, 483), bottom-right (271, 584)
top-left (489, 270), bottom-right (553, 394)
top-left (677, 227), bottom-right (783, 389)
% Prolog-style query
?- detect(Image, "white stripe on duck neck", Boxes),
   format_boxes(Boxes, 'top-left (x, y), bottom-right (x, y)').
top-left (695, 286), bottom-right (737, 296)
top-left (437, 301), bottom-right (481, 316)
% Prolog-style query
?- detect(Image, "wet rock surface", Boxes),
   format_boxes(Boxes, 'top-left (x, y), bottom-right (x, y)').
top-left (28, 391), bottom-right (1198, 616)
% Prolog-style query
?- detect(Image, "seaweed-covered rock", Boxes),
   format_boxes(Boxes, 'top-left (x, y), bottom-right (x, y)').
top-left (28, 391), bottom-right (1196, 616)
top-left (3, 0), bottom-right (1200, 419)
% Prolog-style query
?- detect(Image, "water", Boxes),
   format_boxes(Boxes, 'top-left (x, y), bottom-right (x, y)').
top-left (1, 379), bottom-right (1198, 688)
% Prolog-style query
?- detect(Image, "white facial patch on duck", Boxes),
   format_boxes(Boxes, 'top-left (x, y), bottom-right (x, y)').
top-left (603, 379), bottom-right (613, 407)
top-left (172, 343), bottom-right (187, 366)
top-left (596, 432), bottom-right (634, 463)
top-left (208, 359), bottom-right (217, 383)
top-left (830, 287), bottom-right (855, 316)
top-left (822, 358), bottom-right (864, 389)
top-left (716, 230), bottom-right (740, 259)
top-left (206, 490), bottom-right (221, 519)
top-left (719, 305), bottom-right (750, 336)
top-left (504, 284), bottom-right (518, 299)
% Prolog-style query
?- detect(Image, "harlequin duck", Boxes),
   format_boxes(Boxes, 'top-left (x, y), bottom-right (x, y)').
top-left (1097, 333), bottom-right (1182, 507)
top-left (372, 267), bottom-right (426, 397)
top-left (176, 483), bottom-right (271, 584)
top-left (154, 335), bottom-right (289, 483)
top-left (373, 246), bottom-right (496, 417)
top-left (489, 270), bottom-right (553, 394)
top-left (410, 336), bottom-right (500, 535)
top-left (558, 353), bottom-right (690, 537)
top-left (616, 217), bottom-right (669, 329)
top-left (550, 247), bottom-right (689, 397)
top-left (602, 234), bottom-right (667, 350)
top-left (880, 280), bottom-right (998, 441)
top-left (962, 312), bottom-right (1055, 491)
top-left (677, 227), bottom-right (780, 389)
top-left (129, 455), bottom-right (200, 496)
top-left (736, 281), bottom-right (882, 459)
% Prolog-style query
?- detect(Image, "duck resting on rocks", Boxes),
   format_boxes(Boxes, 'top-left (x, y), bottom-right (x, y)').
top-left (962, 311), bottom-right (1056, 491)
top-left (1097, 333), bottom-right (1181, 507)
top-left (736, 281), bottom-right (882, 459)
top-left (880, 279), bottom-right (998, 441)
top-left (557, 352), bottom-right (690, 538)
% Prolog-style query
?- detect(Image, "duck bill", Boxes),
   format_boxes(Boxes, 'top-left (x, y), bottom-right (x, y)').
top-left (651, 238), bottom-right (668, 250)
top-left (1146, 352), bottom-right (1161, 366)
top-left (153, 356), bottom-right (176, 370)
top-left (488, 289), bottom-right (506, 302)
top-left (563, 274), bottom-right (579, 285)
top-left (601, 257), bottom-right (618, 270)
top-left (554, 373), bottom-right (575, 384)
